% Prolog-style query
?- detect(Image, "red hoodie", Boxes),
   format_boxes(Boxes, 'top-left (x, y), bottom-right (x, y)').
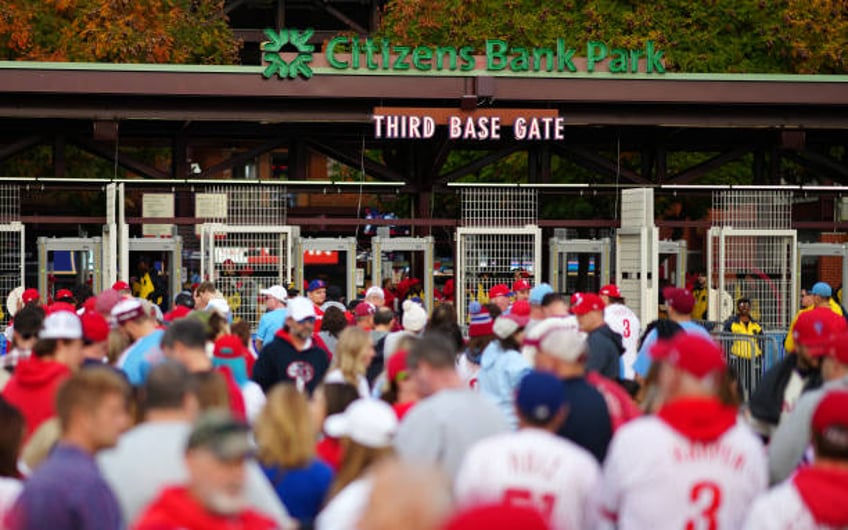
top-left (793, 466), bottom-right (848, 528)
top-left (657, 396), bottom-right (738, 442)
top-left (2, 356), bottom-right (71, 438)
top-left (133, 486), bottom-right (276, 530)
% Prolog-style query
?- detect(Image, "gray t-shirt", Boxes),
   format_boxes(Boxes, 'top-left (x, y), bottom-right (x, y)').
top-left (394, 388), bottom-right (508, 480)
top-left (768, 374), bottom-right (848, 485)
top-left (97, 420), bottom-right (291, 527)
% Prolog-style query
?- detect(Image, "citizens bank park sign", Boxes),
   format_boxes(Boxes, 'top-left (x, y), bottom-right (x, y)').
top-left (261, 28), bottom-right (667, 141)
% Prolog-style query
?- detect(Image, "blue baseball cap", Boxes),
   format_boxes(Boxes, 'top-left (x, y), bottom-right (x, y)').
top-left (307, 279), bottom-right (327, 292)
top-left (529, 283), bottom-right (554, 305)
top-left (516, 371), bottom-right (566, 424)
top-left (811, 282), bottom-right (833, 297)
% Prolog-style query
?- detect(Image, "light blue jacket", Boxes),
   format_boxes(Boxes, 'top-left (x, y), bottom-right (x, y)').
top-left (476, 340), bottom-right (531, 430)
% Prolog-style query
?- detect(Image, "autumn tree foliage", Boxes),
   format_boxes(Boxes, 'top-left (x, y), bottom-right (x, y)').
top-left (379, 0), bottom-right (847, 74)
top-left (0, 0), bottom-right (240, 64)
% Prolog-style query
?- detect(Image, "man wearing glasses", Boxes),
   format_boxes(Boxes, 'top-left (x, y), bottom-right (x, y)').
top-left (251, 296), bottom-right (328, 395)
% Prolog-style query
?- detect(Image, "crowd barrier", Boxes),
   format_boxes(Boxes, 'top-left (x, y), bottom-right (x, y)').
top-left (711, 331), bottom-right (787, 401)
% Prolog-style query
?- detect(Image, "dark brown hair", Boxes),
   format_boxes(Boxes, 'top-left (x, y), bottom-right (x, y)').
top-left (0, 397), bottom-right (24, 477)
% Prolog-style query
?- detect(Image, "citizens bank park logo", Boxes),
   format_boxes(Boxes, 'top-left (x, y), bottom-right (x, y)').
top-left (262, 28), bottom-right (315, 80)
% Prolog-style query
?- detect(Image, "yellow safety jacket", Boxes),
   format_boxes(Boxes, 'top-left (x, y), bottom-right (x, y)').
top-left (784, 300), bottom-right (844, 353)
top-left (692, 286), bottom-right (708, 320)
top-left (723, 316), bottom-right (763, 359)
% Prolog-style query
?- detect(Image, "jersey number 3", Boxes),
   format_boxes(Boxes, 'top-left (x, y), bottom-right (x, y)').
top-left (685, 481), bottom-right (722, 530)
top-left (622, 319), bottom-right (631, 338)
top-left (503, 488), bottom-right (555, 521)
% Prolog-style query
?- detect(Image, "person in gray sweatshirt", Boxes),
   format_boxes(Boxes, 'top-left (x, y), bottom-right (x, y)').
top-left (768, 329), bottom-right (848, 484)
top-left (394, 332), bottom-right (508, 480)
top-left (97, 361), bottom-right (293, 528)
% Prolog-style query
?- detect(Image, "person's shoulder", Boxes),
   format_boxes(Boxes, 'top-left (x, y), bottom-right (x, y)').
top-left (725, 419), bottom-right (769, 450)
top-left (613, 415), bottom-right (667, 443)
top-left (308, 458), bottom-right (334, 477)
top-left (746, 480), bottom-right (801, 525)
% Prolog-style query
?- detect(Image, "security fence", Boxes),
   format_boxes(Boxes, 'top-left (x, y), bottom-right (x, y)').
top-left (712, 331), bottom-right (787, 400)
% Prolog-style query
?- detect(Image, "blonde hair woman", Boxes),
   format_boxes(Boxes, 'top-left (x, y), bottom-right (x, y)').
top-left (323, 327), bottom-right (374, 398)
top-left (255, 384), bottom-right (333, 527)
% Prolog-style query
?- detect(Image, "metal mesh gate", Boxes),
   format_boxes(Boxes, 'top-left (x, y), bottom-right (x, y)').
top-left (708, 191), bottom-right (796, 329)
top-left (461, 187), bottom-right (538, 228)
top-left (200, 225), bottom-right (294, 329)
top-left (457, 187), bottom-right (541, 325)
top-left (0, 224), bottom-right (24, 323)
top-left (0, 185), bottom-right (24, 324)
top-left (192, 184), bottom-right (292, 328)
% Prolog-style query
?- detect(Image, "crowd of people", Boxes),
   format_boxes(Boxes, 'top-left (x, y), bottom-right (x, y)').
top-left (0, 275), bottom-right (847, 530)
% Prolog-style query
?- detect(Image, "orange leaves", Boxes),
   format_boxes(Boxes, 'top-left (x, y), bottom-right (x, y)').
top-left (0, 0), bottom-right (239, 64)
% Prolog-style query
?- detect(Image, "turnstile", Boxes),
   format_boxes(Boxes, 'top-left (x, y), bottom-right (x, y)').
top-left (296, 237), bottom-right (357, 304)
top-left (549, 236), bottom-right (611, 294)
top-left (37, 237), bottom-right (104, 297)
top-left (372, 235), bottom-right (435, 313)
top-left (126, 236), bottom-right (183, 307)
top-left (659, 239), bottom-right (687, 288)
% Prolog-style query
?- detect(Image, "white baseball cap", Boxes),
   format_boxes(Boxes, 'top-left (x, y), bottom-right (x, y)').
top-left (111, 298), bottom-right (145, 324)
top-left (365, 286), bottom-right (385, 300)
top-left (260, 285), bottom-right (288, 303)
top-left (522, 317), bottom-right (586, 363)
top-left (206, 298), bottom-right (231, 319)
top-left (39, 310), bottom-right (83, 340)
top-left (324, 399), bottom-right (398, 449)
top-left (287, 297), bottom-right (317, 322)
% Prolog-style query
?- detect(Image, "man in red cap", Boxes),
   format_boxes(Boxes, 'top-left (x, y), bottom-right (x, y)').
top-left (354, 302), bottom-right (376, 332)
top-left (749, 307), bottom-right (845, 439)
top-left (80, 311), bottom-right (110, 366)
top-left (633, 287), bottom-right (711, 380)
top-left (769, 327), bottom-right (848, 484)
top-left (570, 292), bottom-right (623, 381)
top-left (746, 391), bottom-right (848, 529)
top-left (54, 289), bottom-right (75, 305)
top-left (21, 288), bottom-right (40, 307)
top-left (112, 281), bottom-right (132, 296)
top-left (512, 279), bottom-right (531, 303)
top-left (600, 284), bottom-right (641, 380)
top-left (488, 284), bottom-right (511, 313)
top-left (599, 334), bottom-right (766, 530)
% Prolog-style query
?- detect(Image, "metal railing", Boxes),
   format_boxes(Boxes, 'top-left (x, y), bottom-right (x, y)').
top-left (711, 331), bottom-right (787, 400)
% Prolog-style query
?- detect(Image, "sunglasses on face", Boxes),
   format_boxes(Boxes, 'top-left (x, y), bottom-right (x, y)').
top-left (297, 317), bottom-right (316, 324)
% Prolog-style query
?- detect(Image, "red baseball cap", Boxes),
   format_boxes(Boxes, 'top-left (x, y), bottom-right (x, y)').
top-left (489, 284), bottom-right (510, 299)
top-left (570, 292), bottom-right (605, 315)
top-left (213, 334), bottom-right (248, 359)
top-left (812, 391), bottom-right (848, 440)
top-left (55, 289), bottom-right (74, 300)
top-left (793, 307), bottom-right (848, 354)
top-left (47, 302), bottom-right (77, 315)
top-left (22, 288), bottom-right (40, 305)
top-left (650, 334), bottom-right (726, 378)
top-left (387, 350), bottom-right (409, 383)
top-left (81, 311), bottom-right (110, 343)
top-left (512, 279), bottom-right (531, 292)
top-left (355, 302), bottom-right (376, 318)
top-left (663, 287), bottom-right (695, 315)
top-left (823, 331), bottom-right (848, 364)
top-left (163, 305), bottom-right (192, 323)
top-left (112, 281), bottom-right (130, 291)
top-left (509, 299), bottom-right (532, 325)
top-left (599, 284), bottom-right (621, 298)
